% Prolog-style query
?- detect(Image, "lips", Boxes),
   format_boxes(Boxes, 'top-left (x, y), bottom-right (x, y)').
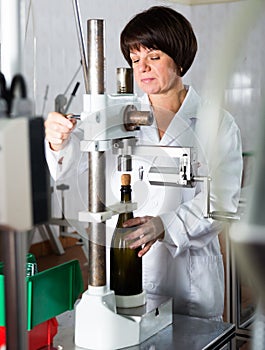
top-left (141, 78), bottom-right (155, 84)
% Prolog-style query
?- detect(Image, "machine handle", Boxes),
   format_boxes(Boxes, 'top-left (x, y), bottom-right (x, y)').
top-left (210, 211), bottom-right (241, 222)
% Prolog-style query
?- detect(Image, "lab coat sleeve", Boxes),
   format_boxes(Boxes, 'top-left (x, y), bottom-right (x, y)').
top-left (45, 125), bottom-right (87, 181)
top-left (159, 114), bottom-right (243, 258)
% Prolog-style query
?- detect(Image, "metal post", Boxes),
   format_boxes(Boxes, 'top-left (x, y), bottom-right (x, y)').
top-left (0, 229), bottom-right (28, 350)
top-left (88, 152), bottom-right (106, 286)
top-left (87, 19), bottom-right (106, 287)
top-left (87, 19), bottom-right (105, 95)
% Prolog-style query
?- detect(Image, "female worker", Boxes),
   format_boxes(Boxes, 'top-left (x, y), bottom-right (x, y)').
top-left (45, 6), bottom-right (243, 320)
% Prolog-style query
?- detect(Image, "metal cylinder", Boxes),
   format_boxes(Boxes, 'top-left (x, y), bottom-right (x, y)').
top-left (116, 68), bottom-right (133, 94)
top-left (123, 105), bottom-right (153, 131)
top-left (88, 151), bottom-right (106, 286)
top-left (86, 18), bottom-right (106, 287)
top-left (0, 229), bottom-right (28, 350)
top-left (118, 155), bottom-right (132, 172)
top-left (87, 19), bottom-right (105, 95)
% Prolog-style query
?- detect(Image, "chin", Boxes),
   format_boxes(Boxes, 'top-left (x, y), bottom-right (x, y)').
top-left (141, 87), bottom-right (161, 95)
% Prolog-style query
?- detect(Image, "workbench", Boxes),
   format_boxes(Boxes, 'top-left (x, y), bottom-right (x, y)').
top-left (53, 310), bottom-right (235, 349)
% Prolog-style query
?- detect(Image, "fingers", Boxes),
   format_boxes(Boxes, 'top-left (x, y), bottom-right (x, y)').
top-left (45, 112), bottom-right (74, 131)
top-left (138, 240), bottom-right (156, 257)
top-left (45, 112), bottom-right (76, 151)
top-left (124, 216), bottom-right (165, 257)
top-left (126, 226), bottom-right (149, 248)
top-left (123, 216), bottom-right (151, 228)
top-left (126, 227), bottom-right (155, 257)
top-left (123, 216), bottom-right (151, 243)
top-left (125, 221), bottom-right (155, 248)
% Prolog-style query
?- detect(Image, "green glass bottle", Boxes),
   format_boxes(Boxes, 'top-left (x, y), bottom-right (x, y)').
top-left (110, 174), bottom-right (144, 307)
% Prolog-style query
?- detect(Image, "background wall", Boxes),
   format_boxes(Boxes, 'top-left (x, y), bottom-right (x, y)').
top-left (20, 0), bottom-right (265, 153)
top-left (1, 0), bottom-right (265, 236)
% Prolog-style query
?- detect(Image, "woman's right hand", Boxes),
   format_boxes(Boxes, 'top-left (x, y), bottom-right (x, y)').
top-left (44, 112), bottom-right (76, 151)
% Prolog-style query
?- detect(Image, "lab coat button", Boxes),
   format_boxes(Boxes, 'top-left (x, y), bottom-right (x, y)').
top-left (145, 282), bottom-right (155, 290)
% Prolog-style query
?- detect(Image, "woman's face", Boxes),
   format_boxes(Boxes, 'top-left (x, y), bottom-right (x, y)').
top-left (130, 46), bottom-right (180, 96)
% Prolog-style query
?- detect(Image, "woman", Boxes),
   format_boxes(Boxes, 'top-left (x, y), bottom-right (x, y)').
top-left (45, 6), bottom-right (242, 320)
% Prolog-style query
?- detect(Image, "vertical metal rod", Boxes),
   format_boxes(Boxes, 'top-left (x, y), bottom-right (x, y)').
top-left (0, 229), bottom-right (28, 350)
top-left (87, 19), bottom-right (105, 94)
top-left (86, 19), bottom-right (106, 287)
top-left (72, 0), bottom-right (89, 93)
top-left (88, 152), bottom-right (106, 286)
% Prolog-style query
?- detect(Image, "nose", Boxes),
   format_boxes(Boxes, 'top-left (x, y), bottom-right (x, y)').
top-left (138, 58), bottom-right (150, 73)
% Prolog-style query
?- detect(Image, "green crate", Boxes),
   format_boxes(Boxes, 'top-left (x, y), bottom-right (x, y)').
top-left (0, 259), bottom-right (84, 330)
top-left (0, 273), bottom-right (4, 327)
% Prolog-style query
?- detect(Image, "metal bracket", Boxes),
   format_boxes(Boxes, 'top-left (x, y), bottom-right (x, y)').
top-left (78, 202), bottom-right (137, 223)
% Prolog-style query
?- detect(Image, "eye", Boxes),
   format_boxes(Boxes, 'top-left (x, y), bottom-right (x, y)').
top-left (130, 54), bottom-right (140, 64)
top-left (151, 56), bottom-right (160, 60)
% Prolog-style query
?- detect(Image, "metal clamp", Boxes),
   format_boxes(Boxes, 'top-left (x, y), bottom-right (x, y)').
top-left (78, 202), bottom-right (137, 223)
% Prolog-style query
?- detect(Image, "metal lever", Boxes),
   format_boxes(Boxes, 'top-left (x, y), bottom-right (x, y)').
top-left (72, 0), bottom-right (89, 93)
top-left (193, 176), bottom-right (240, 221)
top-left (193, 176), bottom-right (211, 218)
top-left (210, 211), bottom-right (240, 222)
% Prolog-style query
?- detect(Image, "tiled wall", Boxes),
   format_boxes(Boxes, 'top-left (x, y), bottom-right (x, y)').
top-left (189, 1), bottom-right (265, 153)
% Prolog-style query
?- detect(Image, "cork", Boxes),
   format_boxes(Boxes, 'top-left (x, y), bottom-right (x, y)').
top-left (121, 173), bottom-right (131, 186)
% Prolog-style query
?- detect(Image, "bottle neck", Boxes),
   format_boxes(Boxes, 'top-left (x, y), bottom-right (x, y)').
top-left (120, 185), bottom-right (131, 203)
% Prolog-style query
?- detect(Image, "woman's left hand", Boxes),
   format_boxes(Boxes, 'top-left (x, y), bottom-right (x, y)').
top-left (123, 216), bottom-right (165, 257)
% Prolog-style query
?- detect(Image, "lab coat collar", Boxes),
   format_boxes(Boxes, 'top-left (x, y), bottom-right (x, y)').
top-left (179, 85), bottom-right (202, 119)
top-left (139, 86), bottom-right (201, 145)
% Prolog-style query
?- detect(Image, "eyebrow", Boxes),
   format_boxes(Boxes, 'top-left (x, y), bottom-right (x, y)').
top-left (129, 49), bottom-right (160, 56)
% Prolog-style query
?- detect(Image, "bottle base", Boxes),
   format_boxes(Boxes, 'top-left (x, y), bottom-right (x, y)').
top-left (115, 290), bottom-right (146, 308)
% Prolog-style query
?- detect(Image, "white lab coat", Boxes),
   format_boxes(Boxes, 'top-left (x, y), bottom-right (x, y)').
top-left (45, 86), bottom-right (243, 319)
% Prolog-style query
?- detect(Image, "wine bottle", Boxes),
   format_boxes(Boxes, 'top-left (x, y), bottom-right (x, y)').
top-left (110, 174), bottom-right (145, 308)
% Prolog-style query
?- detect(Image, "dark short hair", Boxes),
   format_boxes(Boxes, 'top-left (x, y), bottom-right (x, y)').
top-left (120, 6), bottom-right (197, 77)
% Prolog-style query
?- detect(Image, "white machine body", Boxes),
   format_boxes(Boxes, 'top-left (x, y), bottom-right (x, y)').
top-left (75, 286), bottom-right (172, 350)
top-left (0, 118), bottom-right (32, 230)
top-left (80, 93), bottom-right (140, 143)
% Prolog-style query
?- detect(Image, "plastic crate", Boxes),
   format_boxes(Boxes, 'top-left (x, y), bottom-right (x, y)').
top-left (0, 259), bottom-right (84, 329)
